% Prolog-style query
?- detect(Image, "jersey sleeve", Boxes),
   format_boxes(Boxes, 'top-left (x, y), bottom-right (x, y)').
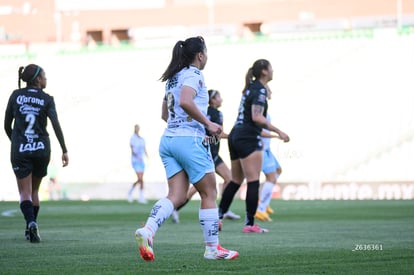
top-left (47, 97), bottom-right (68, 153)
top-left (251, 88), bottom-right (267, 107)
top-left (182, 70), bottom-right (201, 94)
top-left (4, 92), bottom-right (15, 140)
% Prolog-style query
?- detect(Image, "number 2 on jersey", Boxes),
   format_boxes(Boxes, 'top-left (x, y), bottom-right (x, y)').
top-left (25, 113), bottom-right (36, 135)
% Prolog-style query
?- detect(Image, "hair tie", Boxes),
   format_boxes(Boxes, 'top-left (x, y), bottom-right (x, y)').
top-left (209, 90), bottom-right (218, 100)
top-left (29, 66), bottom-right (41, 82)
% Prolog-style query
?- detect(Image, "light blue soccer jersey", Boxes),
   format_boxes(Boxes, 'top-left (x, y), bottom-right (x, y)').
top-left (130, 135), bottom-right (146, 162)
top-left (163, 66), bottom-right (208, 137)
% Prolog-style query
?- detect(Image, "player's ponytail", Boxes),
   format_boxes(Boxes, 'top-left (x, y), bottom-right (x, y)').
top-left (18, 66), bottom-right (24, 88)
top-left (242, 67), bottom-right (254, 95)
top-left (160, 36), bottom-right (206, 82)
top-left (160, 40), bottom-right (185, 82)
top-left (242, 59), bottom-right (270, 95)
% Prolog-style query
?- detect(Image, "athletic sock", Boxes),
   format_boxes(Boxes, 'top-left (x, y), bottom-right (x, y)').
top-left (139, 189), bottom-right (145, 201)
top-left (144, 197), bottom-right (174, 237)
top-left (245, 180), bottom-right (260, 226)
top-left (128, 186), bottom-right (134, 196)
top-left (218, 181), bottom-right (240, 219)
top-left (33, 205), bottom-right (40, 222)
top-left (175, 198), bottom-right (189, 211)
top-left (20, 200), bottom-right (35, 226)
top-left (258, 181), bottom-right (274, 212)
top-left (199, 208), bottom-right (219, 249)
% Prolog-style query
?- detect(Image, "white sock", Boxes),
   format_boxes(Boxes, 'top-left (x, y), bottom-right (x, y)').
top-left (258, 181), bottom-right (274, 212)
top-left (144, 198), bottom-right (174, 237)
top-left (128, 186), bottom-right (134, 196)
top-left (139, 189), bottom-right (145, 201)
top-left (199, 208), bottom-right (219, 249)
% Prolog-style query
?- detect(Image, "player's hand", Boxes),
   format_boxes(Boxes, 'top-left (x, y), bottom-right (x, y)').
top-left (62, 153), bottom-right (69, 167)
top-left (279, 132), bottom-right (290, 143)
top-left (206, 121), bottom-right (222, 137)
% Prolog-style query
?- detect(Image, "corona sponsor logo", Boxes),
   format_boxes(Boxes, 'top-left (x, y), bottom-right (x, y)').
top-left (17, 95), bottom-right (44, 106)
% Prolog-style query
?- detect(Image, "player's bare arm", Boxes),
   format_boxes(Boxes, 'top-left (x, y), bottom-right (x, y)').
top-left (251, 104), bottom-right (268, 127)
top-left (180, 86), bottom-right (222, 136)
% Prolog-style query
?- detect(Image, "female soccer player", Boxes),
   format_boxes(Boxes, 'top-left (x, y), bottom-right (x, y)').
top-left (171, 89), bottom-right (240, 223)
top-left (134, 36), bottom-right (238, 261)
top-left (4, 64), bottom-right (69, 243)
top-left (128, 124), bottom-right (148, 204)
top-left (255, 113), bottom-right (283, 222)
top-left (218, 59), bottom-right (289, 233)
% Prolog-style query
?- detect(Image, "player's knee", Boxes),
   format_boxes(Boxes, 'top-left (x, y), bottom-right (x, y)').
top-left (277, 167), bottom-right (282, 175)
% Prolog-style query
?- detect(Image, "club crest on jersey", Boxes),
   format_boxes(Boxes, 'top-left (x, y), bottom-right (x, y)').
top-left (258, 94), bottom-right (266, 103)
top-left (19, 141), bottom-right (45, 152)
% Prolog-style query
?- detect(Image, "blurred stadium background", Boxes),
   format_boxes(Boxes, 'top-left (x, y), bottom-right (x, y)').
top-left (1, 0), bottom-right (413, 201)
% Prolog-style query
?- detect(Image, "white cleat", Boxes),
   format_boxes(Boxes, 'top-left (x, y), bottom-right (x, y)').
top-left (204, 244), bottom-right (239, 260)
top-left (223, 210), bottom-right (241, 220)
top-left (135, 228), bottom-right (154, 261)
top-left (137, 198), bottom-right (148, 204)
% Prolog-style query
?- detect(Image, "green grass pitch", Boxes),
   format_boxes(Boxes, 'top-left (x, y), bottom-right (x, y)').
top-left (1, 199), bottom-right (413, 274)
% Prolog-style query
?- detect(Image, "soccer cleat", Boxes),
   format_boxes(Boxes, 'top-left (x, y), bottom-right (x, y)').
top-left (137, 198), bottom-right (148, 204)
top-left (223, 210), bottom-right (241, 220)
top-left (204, 244), bottom-right (239, 260)
top-left (171, 210), bottom-right (180, 224)
top-left (135, 228), bottom-right (154, 261)
top-left (25, 229), bottom-right (29, 241)
top-left (243, 224), bottom-right (269, 233)
top-left (28, 221), bottom-right (41, 243)
top-left (218, 219), bottom-right (223, 231)
top-left (266, 206), bottom-right (274, 215)
top-left (255, 211), bottom-right (272, 222)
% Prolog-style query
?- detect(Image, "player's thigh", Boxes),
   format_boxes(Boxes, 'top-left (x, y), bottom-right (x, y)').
top-left (159, 136), bottom-right (184, 180)
top-left (215, 161), bottom-right (231, 183)
top-left (240, 150), bottom-right (263, 182)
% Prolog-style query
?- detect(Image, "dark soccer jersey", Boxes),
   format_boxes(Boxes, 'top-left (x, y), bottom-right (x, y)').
top-left (234, 80), bottom-right (268, 134)
top-left (4, 87), bottom-right (67, 156)
top-left (206, 106), bottom-right (223, 156)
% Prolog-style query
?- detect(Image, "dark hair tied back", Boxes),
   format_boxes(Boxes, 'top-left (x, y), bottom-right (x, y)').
top-left (160, 36), bottom-right (206, 82)
top-left (18, 66), bottom-right (24, 88)
top-left (242, 59), bottom-right (270, 94)
top-left (18, 64), bottom-right (42, 88)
